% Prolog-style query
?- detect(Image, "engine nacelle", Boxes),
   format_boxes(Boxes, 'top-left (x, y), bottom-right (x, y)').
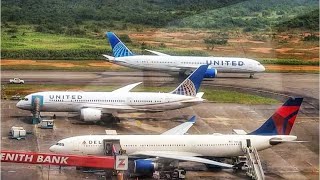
top-left (80, 108), bottom-right (102, 122)
top-left (204, 68), bottom-right (217, 78)
top-left (134, 159), bottom-right (158, 175)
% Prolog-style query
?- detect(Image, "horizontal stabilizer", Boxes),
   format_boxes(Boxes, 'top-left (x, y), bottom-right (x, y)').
top-left (102, 54), bottom-right (115, 61)
top-left (196, 92), bottom-right (204, 98)
top-left (232, 129), bottom-right (247, 135)
top-left (270, 139), bottom-right (308, 143)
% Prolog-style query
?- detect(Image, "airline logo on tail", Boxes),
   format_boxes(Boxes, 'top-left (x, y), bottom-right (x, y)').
top-left (173, 79), bottom-right (196, 96)
top-left (171, 65), bottom-right (208, 96)
top-left (249, 97), bottom-right (303, 135)
top-left (106, 32), bottom-right (134, 58)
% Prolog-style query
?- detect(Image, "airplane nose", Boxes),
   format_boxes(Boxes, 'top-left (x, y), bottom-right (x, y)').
top-left (49, 145), bottom-right (56, 152)
top-left (261, 65), bottom-right (266, 72)
top-left (16, 101), bottom-right (22, 108)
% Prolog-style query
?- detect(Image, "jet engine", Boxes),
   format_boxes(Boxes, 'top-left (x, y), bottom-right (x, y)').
top-left (204, 68), bottom-right (217, 78)
top-left (80, 108), bottom-right (102, 122)
top-left (134, 159), bottom-right (159, 175)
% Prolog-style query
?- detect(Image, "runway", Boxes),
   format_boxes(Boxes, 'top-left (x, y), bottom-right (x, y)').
top-left (1, 70), bottom-right (319, 179)
top-left (2, 71), bottom-right (319, 99)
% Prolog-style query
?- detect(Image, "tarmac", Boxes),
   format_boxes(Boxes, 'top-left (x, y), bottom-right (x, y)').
top-left (1, 71), bottom-right (319, 180)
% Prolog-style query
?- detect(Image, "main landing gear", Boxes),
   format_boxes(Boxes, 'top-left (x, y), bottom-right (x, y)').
top-left (249, 73), bottom-right (254, 79)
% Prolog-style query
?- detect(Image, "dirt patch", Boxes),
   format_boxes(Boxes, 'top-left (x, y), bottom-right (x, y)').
top-left (275, 48), bottom-right (294, 53)
top-left (88, 62), bottom-right (121, 69)
top-left (88, 62), bottom-right (114, 67)
top-left (249, 48), bottom-right (273, 54)
top-left (228, 39), bottom-right (265, 44)
top-left (1, 60), bottom-right (76, 68)
top-left (265, 64), bottom-right (319, 71)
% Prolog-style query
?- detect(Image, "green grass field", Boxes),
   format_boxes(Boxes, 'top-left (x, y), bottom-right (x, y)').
top-left (3, 84), bottom-right (279, 104)
top-left (2, 25), bottom-right (107, 50)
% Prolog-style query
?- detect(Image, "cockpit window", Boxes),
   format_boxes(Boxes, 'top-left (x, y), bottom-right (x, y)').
top-left (24, 98), bottom-right (28, 101)
top-left (56, 143), bottom-right (64, 146)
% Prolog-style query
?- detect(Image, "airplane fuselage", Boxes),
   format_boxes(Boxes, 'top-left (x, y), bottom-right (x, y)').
top-left (111, 56), bottom-right (265, 73)
top-left (16, 91), bottom-right (203, 113)
top-left (50, 134), bottom-right (296, 157)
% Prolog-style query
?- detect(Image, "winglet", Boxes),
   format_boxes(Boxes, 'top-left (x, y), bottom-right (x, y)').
top-left (106, 32), bottom-right (134, 57)
top-left (188, 116), bottom-right (196, 123)
top-left (249, 97), bottom-right (303, 135)
top-left (170, 65), bottom-right (208, 96)
top-left (161, 116), bottom-right (197, 135)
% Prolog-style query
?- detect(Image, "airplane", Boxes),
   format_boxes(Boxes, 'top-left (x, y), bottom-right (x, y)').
top-left (16, 65), bottom-right (208, 122)
top-left (103, 32), bottom-right (265, 78)
top-left (49, 97), bottom-right (303, 175)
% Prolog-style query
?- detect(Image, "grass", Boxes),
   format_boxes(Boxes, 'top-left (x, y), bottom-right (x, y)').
top-left (261, 59), bottom-right (319, 66)
top-left (2, 84), bottom-right (279, 104)
top-left (2, 25), bottom-right (108, 50)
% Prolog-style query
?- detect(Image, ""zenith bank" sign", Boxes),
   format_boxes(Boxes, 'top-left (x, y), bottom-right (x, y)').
top-left (1, 151), bottom-right (115, 169)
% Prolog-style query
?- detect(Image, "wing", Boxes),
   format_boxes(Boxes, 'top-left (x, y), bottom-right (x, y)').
top-left (112, 82), bottom-right (142, 93)
top-left (161, 116), bottom-right (196, 135)
top-left (145, 49), bottom-right (170, 56)
top-left (132, 151), bottom-right (234, 168)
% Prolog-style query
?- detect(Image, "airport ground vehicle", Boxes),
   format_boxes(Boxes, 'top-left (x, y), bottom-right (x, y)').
top-left (9, 78), bottom-right (24, 84)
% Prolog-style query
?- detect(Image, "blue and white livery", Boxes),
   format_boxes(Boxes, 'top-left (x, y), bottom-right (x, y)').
top-left (104, 32), bottom-right (265, 78)
top-left (16, 65), bottom-right (208, 122)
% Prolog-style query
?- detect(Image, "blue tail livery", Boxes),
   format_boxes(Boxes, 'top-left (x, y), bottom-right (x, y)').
top-left (171, 65), bottom-right (208, 96)
top-left (106, 32), bottom-right (134, 57)
top-left (249, 97), bottom-right (303, 135)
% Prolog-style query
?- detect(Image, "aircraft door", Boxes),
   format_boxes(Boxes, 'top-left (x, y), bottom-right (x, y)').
top-left (72, 140), bottom-right (80, 153)
top-left (127, 97), bottom-right (133, 105)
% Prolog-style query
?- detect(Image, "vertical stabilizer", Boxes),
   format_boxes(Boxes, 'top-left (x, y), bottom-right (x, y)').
top-left (249, 97), bottom-right (303, 135)
top-left (106, 32), bottom-right (134, 57)
top-left (170, 65), bottom-right (208, 96)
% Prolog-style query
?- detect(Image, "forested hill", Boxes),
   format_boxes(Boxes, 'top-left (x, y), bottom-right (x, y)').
top-left (2, 0), bottom-right (319, 31)
top-left (1, 0), bottom-right (245, 27)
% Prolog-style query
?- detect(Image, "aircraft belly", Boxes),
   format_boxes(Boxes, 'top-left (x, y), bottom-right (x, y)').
top-left (42, 103), bottom-right (80, 112)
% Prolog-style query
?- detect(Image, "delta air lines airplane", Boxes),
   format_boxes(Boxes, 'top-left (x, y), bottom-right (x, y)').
top-left (16, 65), bottom-right (208, 122)
top-left (50, 97), bottom-right (303, 175)
top-left (103, 32), bottom-right (265, 78)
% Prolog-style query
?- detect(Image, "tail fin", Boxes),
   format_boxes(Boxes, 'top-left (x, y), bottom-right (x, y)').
top-left (106, 32), bottom-right (134, 57)
top-left (249, 97), bottom-right (303, 135)
top-left (171, 65), bottom-right (208, 96)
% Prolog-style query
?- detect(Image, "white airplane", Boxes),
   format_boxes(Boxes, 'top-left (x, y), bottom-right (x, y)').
top-left (50, 97), bottom-right (303, 175)
top-left (16, 65), bottom-right (208, 122)
top-left (103, 32), bottom-right (265, 78)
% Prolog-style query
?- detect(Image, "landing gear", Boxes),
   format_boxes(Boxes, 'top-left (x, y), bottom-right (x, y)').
top-left (114, 116), bottom-right (120, 123)
top-left (249, 73), bottom-right (254, 79)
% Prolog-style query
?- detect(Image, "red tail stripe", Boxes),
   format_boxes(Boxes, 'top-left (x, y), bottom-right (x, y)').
top-left (276, 106), bottom-right (300, 118)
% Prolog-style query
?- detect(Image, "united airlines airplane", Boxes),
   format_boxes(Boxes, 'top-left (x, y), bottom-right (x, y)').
top-left (16, 65), bottom-right (208, 122)
top-left (103, 32), bottom-right (265, 78)
top-left (50, 97), bottom-right (303, 175)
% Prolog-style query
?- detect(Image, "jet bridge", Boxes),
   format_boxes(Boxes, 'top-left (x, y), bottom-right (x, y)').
top-left (239, 139), bottom-right (265, 180)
